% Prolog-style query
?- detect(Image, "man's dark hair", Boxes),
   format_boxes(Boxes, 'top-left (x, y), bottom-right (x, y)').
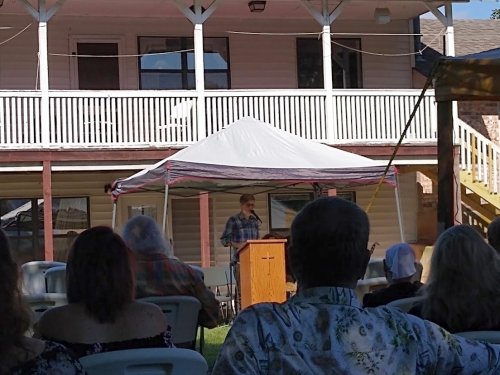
top-left (488, 217), bottom-right (500, 252)
top-left (290, 196), bottom-right (370, 288)
top-left (240, 194), bottom-right (255, 204)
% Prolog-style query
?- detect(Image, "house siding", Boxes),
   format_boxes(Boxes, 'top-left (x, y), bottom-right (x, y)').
top-left (0, 15), bottom-right (413, 90)
top-left (0, 170), bottom-right (417, 263)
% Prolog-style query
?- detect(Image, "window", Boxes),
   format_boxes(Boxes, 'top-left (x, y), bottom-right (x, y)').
top-left (268, 193), bottom-right (313, 234)
top-left (268, 191), bottom-right (356, 235)
top-left (0, 197), bottom-right (90, 263)
top-left (296, 38), bottom-right (362, 89)
top-left (138, 36), bottom-right (230, 90)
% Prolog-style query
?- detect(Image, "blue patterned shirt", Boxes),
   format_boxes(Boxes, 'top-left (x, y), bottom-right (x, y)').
top-left (213, 287), bottom-right (500, 374)
top-left (220, 212), bottom-right (260, 252)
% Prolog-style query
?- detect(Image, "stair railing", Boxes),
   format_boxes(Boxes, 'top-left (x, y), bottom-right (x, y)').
top-left (456, 119), bottom-right (500, 196)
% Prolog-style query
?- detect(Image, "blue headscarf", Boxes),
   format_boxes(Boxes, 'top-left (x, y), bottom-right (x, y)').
top-left (385, 243), bottom-right (416, 280)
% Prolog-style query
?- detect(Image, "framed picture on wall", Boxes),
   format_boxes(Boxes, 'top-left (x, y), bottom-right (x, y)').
top-left (268, 193), bottom-right (313, 233)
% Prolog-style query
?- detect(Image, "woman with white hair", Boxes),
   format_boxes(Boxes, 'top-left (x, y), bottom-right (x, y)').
top-left (122, 215), bottom-right (220, 333)
top-left (363, 243), bottom-right (422, 307)
top-left (409, 224), bottom-right (500, 333)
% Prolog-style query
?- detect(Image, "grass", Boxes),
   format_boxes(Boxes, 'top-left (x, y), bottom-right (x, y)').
top-left (198, 324), bottom-right (231, 370)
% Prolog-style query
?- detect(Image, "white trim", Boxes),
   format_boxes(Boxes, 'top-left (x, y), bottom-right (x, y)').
top-left (69, 35), bottom-right (126, 90)
top-left (0, 166), bottom-right (44, 172)
top-left (51, 164), bottom-right (152, 171)
top-left (0, 165), bottom-right (158, 173)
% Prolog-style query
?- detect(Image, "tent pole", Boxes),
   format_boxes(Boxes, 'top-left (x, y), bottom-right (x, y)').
top-left (111, 201), bottom-right (117, 229)
top-left (162, 184), bottom-right (169, 235)
top-left (394, 174), bottom-right (405, 242)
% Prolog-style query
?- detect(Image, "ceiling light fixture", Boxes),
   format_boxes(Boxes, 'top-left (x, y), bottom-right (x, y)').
top-left (248, 1), bottom-right (266, 13)
top-left (374, 7), bottom-right (391, 25)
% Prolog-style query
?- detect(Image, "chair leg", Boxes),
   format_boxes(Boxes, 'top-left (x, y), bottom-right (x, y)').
top-left (198, 326), bottom-right (204, 354)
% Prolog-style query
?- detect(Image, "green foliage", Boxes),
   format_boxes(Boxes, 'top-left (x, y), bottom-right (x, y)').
top-left (491, 9), bottom-right (500, 19)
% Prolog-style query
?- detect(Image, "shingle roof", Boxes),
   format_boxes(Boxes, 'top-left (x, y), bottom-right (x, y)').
top-left (420, 19), bottom-right (500, 56)
top-left (416, 19), bottom-right (500, 76)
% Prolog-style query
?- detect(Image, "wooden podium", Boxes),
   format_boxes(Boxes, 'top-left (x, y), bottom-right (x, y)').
top-left (238, 239), bottom-right (287, 310)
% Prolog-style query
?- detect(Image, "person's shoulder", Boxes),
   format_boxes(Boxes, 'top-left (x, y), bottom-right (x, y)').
top-left (37, 304), bottom-right (74, 335)
top-left (234, 302), bottom-right (280, 322)
top-left (132, 300), bottom-right (164, 316)
top-left (131, 301), bottom-right (168, 328)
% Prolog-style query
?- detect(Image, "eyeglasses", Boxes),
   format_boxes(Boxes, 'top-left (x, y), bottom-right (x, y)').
top-left (368, 242), bottom-right (380, 256)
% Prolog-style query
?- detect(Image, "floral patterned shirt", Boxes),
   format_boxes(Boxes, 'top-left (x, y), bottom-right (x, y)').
top-left (10, 341), bottom-right (86, 375)
top-left (213, 287), bottom-right (500, 374)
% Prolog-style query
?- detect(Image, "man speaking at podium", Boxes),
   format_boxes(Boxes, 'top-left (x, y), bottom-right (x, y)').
top-left (220, 194), bottom-right (261, 312)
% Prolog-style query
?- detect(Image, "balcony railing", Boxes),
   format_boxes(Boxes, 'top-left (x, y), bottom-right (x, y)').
top-left (0, 89), bottom-right (438, 149)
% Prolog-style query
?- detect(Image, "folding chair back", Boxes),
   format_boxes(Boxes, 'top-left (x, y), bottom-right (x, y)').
top-left (202, 265), bottom-right (234, 319)
top-left (138, 296), bottom-right (201, 347)
top-left (21, 261), bottom-right (66, 295)
top-left (80, 348), bottom-right (208, 375)
top-left (364, 257), bottom-right (385, 278)
top-left (45, 265), bottom-right (67, 293)
top-left (387, 295), bottom-right (425, 313)
top-left (455, 331), bottom-right (500, 344)
top-left (24, 292), bottom-right (68, 325)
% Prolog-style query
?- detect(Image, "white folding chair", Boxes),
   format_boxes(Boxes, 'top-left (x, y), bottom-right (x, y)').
top-left (44, 265), bottom-right (67, 293)
top-left (387, 295), bottom-right (426, 313)
top-left (138, 296), bottom-right (201, 348)
top-left (21, 261), bottom-right (66, 295)
top-left (455, 331), bottom-right (500, 344)
top-left (364, 257), bottom-right (385, 279)
top-left (24, 292), bottom-right (68, 331)
top-left (202, 265), bottom-right (234, 322)
top-left (80, 348), bottom-right (208, 375)
top-left (355, 277), bottom-right (388, 300)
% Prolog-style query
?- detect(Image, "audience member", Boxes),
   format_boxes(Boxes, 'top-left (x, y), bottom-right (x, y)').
top-left (409, 224), bottom-right (500, 333)
top-left (0, 229), bottom-right (85, 374)
top-left (122, 215), bottom-right (220, 330)
top-left (213, 197), bottom-right (500, 374)
top-left (363, 243), bottom-right (422, 307)
top-left (37, 226), bottom-right (173, 358)
top-left (487, 216), bottom-right (500, 252)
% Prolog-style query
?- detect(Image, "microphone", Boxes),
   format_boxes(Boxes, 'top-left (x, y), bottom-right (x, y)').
top-left (251, 209), bottom-right (262, 224)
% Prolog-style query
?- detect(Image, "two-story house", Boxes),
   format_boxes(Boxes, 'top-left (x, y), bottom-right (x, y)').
top-left (0, 0), bottom-right (459, 265)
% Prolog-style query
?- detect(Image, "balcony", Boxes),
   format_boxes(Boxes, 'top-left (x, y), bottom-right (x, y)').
top-left (0, 89), bottom-right (438, 150)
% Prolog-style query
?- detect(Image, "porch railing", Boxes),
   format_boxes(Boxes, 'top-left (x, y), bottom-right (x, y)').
top-left (457, 119), bottom-right (500, 195)
top-left (0, 89), bottom-right (438, 149)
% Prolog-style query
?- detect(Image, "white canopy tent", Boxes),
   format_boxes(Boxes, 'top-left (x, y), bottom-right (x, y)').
top-left (111, 117), bottom-right (402, 238)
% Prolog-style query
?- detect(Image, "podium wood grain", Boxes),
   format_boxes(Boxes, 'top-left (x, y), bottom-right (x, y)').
top-left (239, 239), bottom-right (287, 310)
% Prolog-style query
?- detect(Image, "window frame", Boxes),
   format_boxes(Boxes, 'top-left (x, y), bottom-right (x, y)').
top-left (138, 36), bottom-right (231, 90)
top-left (296, 37), bottom-right (363, 89)
top-left (0, 197), bottom-right (91, 263)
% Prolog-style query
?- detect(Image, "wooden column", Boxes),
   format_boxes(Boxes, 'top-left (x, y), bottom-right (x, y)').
top-left (199, 192), bottom-right (210, 267)
top-left (42, 160), bottom-right (54, 260)
top-left (437, 101), bottom-right (455, 233)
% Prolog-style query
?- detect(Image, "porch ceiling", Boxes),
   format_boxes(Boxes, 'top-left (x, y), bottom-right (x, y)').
top-left (0, 0), bottom-right (458, 21)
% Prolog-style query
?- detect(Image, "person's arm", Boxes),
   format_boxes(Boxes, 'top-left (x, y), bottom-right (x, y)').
top-left (415, 317), bottom-right (500, 373)
top-left (212, 308), bottom-right (265, 374)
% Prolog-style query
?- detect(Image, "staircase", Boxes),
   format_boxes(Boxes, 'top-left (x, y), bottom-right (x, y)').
top-left (457, 119), bottom-right (500, 230)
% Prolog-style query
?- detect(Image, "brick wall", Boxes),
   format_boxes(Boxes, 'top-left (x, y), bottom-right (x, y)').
top-left (459, 101), bottom-right (500, 144)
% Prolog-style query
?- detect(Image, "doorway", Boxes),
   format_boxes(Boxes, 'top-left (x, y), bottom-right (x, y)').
top-left (72, 39), bottom-right (121, 89)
